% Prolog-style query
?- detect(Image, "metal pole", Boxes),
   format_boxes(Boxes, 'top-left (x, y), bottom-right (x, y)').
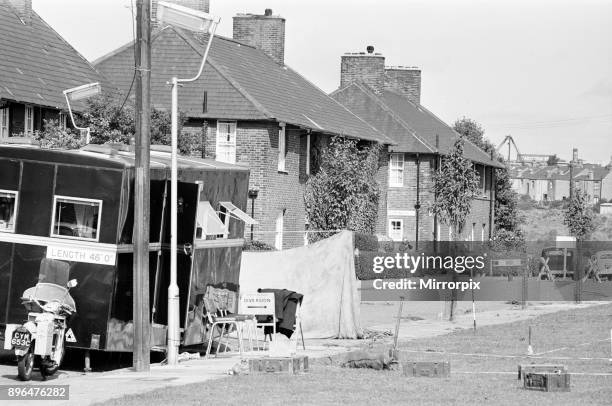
top-left (133, 0), bottom-right (151, 372)
top-left (167, 77), bottom-right (180, 366)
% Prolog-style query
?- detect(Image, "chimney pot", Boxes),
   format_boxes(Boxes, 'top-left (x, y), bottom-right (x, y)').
top-left (340, 46), bottom-right (385, 93)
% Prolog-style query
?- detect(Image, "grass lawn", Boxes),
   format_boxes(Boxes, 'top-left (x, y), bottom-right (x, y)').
top-left (97, 304), bottom-right (612, 406)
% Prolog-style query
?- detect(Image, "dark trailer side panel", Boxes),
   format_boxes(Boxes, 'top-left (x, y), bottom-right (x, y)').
top-left (0, 144), bottom-right (251, 353)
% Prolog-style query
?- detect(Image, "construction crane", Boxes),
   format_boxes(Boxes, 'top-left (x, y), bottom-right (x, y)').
top-left (496, 135), bottom-right (522, 162)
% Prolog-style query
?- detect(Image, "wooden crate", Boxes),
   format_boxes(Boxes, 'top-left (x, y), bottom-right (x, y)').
top-left (248, 356), bottom-right (309, 374)
top-left (403, 361), bottom-right (450, 378)
top-left (517, 364), bottom-right (567, 380)
top-left (524, 372), bottom-right (570, 392)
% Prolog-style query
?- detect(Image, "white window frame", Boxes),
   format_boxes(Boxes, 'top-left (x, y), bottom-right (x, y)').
top-left (305, 132), bottom-right (311, 176)
top-left (59, 112), bottom-right (67, 130)
top-left (50, 195), bottom-right (103, 242)
top-left (24, 105), bottom-right (33, 135)
top-left (278, 123), bottom-right (286, 172)
top-left (275, 210), bottom-right (284, 250)
top-left (388, 219), bottom-right (403, 241)
top-left (215, 121), bottom-right (237, 164)
top-left (389, 153), bottom-right (404, 187)
top-left (0, 189), bottom-right (18, 233)
top-left (0, 107), bottom-right (9, 137)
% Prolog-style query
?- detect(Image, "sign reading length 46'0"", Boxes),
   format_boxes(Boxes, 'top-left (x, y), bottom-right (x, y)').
top-left (47, 245), bottom-right (117, 266)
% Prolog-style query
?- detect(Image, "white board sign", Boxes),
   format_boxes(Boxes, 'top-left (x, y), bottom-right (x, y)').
top-left (556, 236), bottom-right (576, 249)
top-left (47, 245), bottom-right (116, 266)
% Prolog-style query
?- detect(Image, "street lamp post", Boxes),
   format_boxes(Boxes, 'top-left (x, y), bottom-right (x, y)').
top-left (62, 82), bottom-right (101, 143)
top-left (156, 1), bottom-right (220, 366)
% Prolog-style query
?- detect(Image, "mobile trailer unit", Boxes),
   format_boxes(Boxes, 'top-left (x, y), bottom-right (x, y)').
top-left (0, 142), bottom-right (254, 352)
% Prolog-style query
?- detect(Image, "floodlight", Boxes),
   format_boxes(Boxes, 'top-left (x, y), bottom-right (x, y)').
top-left (63, 82), bottom-right (101, 101)
top-left (157, 1), bottom-right (219, 33)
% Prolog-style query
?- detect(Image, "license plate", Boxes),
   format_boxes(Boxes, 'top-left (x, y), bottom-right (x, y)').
top-left (11, 330), bottom-right (31, 349)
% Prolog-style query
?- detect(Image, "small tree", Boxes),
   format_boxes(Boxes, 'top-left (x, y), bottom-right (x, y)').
top-left (564, 189), bottom-right (595, 241)
top-left (430, 136), bottom-right (479, 321)
top-left (304, 136), bottom-right (381, 242)
top-left (493, 165), bottom-right (525, 249)
top-left (453, 117), bottom-right (495, 154)
top-left (430, 136), bottom-right (480, 239)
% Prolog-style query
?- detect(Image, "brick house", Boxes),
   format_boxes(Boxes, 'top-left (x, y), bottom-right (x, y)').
top-left (0, 0), bottom-right (108, 137)
top-left (331, 47), bottom-right (503, 242)
top-left (94, 2), bottom-right (391, 249)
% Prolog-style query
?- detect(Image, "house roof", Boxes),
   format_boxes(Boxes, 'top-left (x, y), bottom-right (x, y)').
top-left (0, 1), bottom-right (109, 112)
top-left (331, 82), bottom-right (503, 167)
top-left (94, 28), bottom-right (393, 144)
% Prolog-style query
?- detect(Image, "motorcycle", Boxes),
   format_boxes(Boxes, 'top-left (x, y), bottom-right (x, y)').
top-left (10, 279), bottom-right (77, 381)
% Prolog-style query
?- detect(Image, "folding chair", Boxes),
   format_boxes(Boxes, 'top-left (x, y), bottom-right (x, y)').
top-left (203, 296), bottom-right (249, 358)
top-left (238, 292), bottom-right (276, 350)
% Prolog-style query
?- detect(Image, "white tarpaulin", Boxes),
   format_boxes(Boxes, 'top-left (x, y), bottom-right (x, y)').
top-left (240, 231), bottom-right (363, 339)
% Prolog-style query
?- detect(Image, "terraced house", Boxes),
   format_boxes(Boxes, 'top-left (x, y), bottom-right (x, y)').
top-left (94, 1), bottom-right (392, 249)
top-left (0, 0), bottom-right (108, 137)
top-left (331, 47), bottom-right (503, 242)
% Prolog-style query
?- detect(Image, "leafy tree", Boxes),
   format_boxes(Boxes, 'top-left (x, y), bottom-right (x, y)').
top-left (430, 136), bottom-right (480, 239)
top-left (564, 189), bottom-right (595, 241)
top-left (453, 117), bottom-right (495, 154)
top-left (492, 165), bottom-right (525, 249)
top-left (77, 94), bottom-right (197, 154)
top-left (430, 136), bottom-right (479, 321)
top-left (304, 136), bottom-right (381, 242)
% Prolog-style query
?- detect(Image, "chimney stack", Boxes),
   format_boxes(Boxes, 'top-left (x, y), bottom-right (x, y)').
top-left (7, 0), bottom-right (32, 25)
top-left (572, 148), bottom-right (579, 163)
top-left (233, 9), bottom-right (286, 65)
top-left (384, 66), bottom-right (421, 104)
top-left (340, 46), bottom-right (385, 94)
top-left (151, 0), bottom-right (210, 30)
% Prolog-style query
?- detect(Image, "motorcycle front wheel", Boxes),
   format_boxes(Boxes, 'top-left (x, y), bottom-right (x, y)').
top-left (17, 352), bottom-right (34, 381)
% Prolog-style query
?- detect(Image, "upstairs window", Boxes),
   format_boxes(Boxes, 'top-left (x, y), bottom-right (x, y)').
top-left (278, 123), bottom-right (286, 172)
top-left (216, 121), bottom-right (236, 164)
top-left (0, 190), bottom-right (18, 232)
top-left (0, 108), bottom-right (9, 137)
top-left (24, 106), bottom-right (33, 135)
top-left (51, 196), bottom-right (102, 242)
top-left (389, 153), bottom-right (404, 187)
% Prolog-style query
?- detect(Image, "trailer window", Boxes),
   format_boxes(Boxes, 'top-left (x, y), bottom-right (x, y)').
top-left (51, 196), bottom-right (102, 241)
top-left (0, 190), bottom-right (18, 232)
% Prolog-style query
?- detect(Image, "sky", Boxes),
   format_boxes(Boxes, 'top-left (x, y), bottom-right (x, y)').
top-left (32, 0), bottom-right (612, 164)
